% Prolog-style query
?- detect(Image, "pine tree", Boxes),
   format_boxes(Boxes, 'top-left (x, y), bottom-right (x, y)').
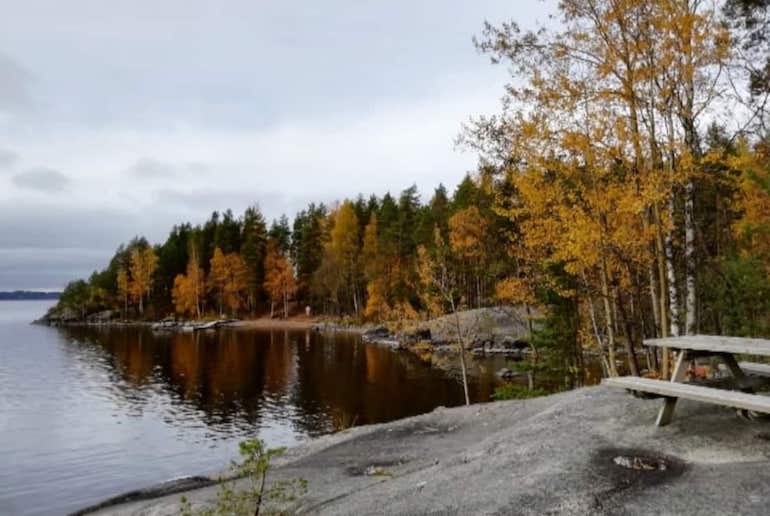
top-left (269, 215), bottom-right (292, 255)
top-left (241, 206), bottom-right (268, 314)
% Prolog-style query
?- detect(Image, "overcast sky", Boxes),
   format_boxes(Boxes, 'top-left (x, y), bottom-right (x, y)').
top-left (0, 0), bottom-right (553, 291)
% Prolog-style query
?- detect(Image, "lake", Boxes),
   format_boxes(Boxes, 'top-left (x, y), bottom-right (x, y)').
top-left (0, 301), bottom-right (501, 515)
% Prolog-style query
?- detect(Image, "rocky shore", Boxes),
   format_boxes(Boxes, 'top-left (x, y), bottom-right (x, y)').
top-left (316, 306), bottom-right (538, 359)
top-left (78, 385), bottom-right (770, 515)
top-left (38, 306), bottom-right (537, 361)
top-left (35, 309), bottom-right (239, 332)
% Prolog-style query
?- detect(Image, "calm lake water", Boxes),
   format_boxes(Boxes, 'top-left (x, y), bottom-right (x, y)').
top-left (0, 301), bottom-right (501, 515)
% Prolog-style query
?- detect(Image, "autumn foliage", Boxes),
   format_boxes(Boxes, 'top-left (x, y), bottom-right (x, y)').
top-left (51, 0), bottom-right (770, 384)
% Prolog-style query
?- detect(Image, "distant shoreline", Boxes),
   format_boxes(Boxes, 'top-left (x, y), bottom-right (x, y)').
top-left (0, 291), bottom-right (60, 301)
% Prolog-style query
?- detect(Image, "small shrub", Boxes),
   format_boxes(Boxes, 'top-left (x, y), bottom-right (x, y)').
top-left (491, 383), bottom-right (549, 401)
top-left (180, 438), bottom-right (307, 516)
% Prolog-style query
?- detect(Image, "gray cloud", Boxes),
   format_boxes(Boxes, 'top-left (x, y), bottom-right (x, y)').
top-left (0, 203), bottom-right (153, 289)
top-left (0, 52), bottom-right (32, 112)
top-left (12, 167), bottom-right (70, 193)
top-left (0, 247), bottom-right (110, 291)
top-left (0, 204), bottom-right (136, 250)
top-left (125, 157), bottom-right (211, 179)
top-left (125, 157), bottom-right (176, 178)
top-left (0, 0), bottom-right (544, 290)
top-left (0, 148), bottom-right (18, 170)
top-left (153, 186), bottom-right (344, 223)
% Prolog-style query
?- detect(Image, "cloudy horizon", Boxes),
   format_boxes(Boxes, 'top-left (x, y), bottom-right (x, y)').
top-left (0, 0), bottom-right (553, 290)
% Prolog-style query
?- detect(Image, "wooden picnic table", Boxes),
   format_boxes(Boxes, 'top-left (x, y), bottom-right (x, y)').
top-left (645, 336), bottom-right (770, 358)
top-left (604, 335), bottom-right (770, 426)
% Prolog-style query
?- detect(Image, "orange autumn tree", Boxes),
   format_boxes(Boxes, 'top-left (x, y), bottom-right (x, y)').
top-left (221, 253), bottom-right (249, 315)
top-left (362, 213), bottom-right (392, 320)
top-left (116, 267), bottom-right (130, 319)
top-left (731, 139), bottom-right (770, 267)
top-left (264, 239), bottom-right (297, 318)
top-left (128, 246), bottom-right (158, 315)
top-left (364, 278), bottom-right (391, 321)
top-left (416, 243), bottom-right (445, 318)
top-left (209, 248), bottom-right (229, 316)
top-left (208, 247), bottom-right (249, 316)
top-left (449, 206), bottom-right (488, 308)
top-left (329, 200), bottom-right (362, 315)
top-left (470, 0), bottom-right (731, 377)
top-left (172, 247), bottom-right (205, 318)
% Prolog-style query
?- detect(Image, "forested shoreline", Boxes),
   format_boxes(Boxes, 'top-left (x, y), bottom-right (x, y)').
top-left (50, 0), bottom-right (770, 380)
top-left (50, 177), bottom-right (513, 322)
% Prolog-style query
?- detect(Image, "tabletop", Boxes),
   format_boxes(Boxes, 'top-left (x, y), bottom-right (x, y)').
top-left (644, 335), bottom-right (770, 357)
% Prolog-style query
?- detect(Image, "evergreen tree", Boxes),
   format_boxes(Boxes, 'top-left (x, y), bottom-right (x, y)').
top-left (241, 206), bottom-right (268, 313)
top-left (291, 203), bottom-right (328, 307)
top-left (269, 215), bottom-right (292, 255)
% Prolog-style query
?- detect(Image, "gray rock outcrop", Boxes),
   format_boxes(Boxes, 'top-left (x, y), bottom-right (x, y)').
top-left (82, 386), bottom-right (770, 515)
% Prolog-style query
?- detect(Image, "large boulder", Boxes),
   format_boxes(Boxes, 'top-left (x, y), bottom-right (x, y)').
top-left (86, 310), bottom-right (116, 323)
top-left (42, 306), bottom-right (80, 324)
top-left (362, 325), bottom-right (391, 339)
top-left (419, 306), bottom-right (540, 345)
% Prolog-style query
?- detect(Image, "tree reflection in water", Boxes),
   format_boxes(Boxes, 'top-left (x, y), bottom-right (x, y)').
top-left (57, 326), bottom-right (499, 441)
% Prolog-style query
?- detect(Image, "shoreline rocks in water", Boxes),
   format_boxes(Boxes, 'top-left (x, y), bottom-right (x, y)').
top-left (78, 385), bottom-right (770, 515)
top-left (356, 306), bottom-right (538, 358)
top-left (36, 305), bottom-right (537, 362)
top-left (34, 309), bottom-right (239, 332)
top-left (149, 317), bottom-right (237, 332)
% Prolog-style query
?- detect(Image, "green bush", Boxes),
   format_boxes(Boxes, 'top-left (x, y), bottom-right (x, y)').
top-left (180, 439), bottom-right (307, 516)
top-left (491, 383), bottom-right (549, 401)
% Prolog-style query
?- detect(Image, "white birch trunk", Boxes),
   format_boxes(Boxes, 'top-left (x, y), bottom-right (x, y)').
top-left (684, 181), bottom-right (696, 335)
top-left (600, 261), bottom-right (619, 377)
top-left (665, 197), bottom-right (680, 338)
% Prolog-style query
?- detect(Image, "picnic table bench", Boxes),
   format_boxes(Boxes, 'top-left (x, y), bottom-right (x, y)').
top-left (603, 335), bottom-right (770, 426)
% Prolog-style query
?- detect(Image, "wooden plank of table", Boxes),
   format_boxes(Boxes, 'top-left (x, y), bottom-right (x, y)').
top-left (738, 362), bottom-right (770, 377)
top-left (644, 335), bottom-right (770, 357)
top-left (603, 376), bottom-right (770, 414)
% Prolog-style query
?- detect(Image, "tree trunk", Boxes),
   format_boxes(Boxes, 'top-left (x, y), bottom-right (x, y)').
top-left (617, 294), bottom-right (641, 376)
top-left (600, 260), bottom-right (619, 377)
top-left (586, 294), bottom-right (604, 351)
top-left (665, 197), bottom-right (680, 338)
top-left (684, 180), bottom-right (696, 335)
top-left (195, 281), bottom-right (201, 319)
top-left (452, 302), bottom-right (471, 406)
top-left (647, 262), bottom-right (660, 338)
top-left (653, 203), bottom-right (671, 378)
top-left (679, 0), bottom-right (700, 335)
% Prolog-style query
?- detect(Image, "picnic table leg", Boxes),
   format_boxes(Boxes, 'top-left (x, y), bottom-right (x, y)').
top-left (720, 354), bottom-right (753, 392)
top-left (656, 350), bottom-right (689, 427)
top-left (719, 353), bottom-right (756, 419)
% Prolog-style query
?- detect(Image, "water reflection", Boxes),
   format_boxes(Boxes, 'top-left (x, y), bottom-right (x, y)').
top-left (57, 326), bottom-right (497, 440)
top-left (1, 303), bottom-right (593, 516)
